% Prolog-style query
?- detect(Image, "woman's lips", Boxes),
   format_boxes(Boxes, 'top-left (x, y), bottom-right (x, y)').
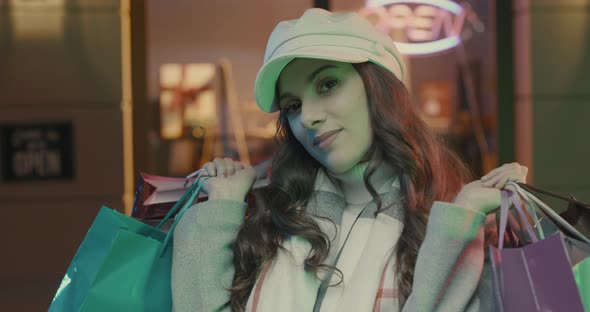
top-left (314, 129), bottom-right (342, 149)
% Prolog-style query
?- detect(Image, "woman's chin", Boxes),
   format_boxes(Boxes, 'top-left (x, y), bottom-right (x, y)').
top-left (321, 160), bottom-right (360, 176)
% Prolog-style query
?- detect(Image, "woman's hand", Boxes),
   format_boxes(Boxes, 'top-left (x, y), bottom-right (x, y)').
top-left (199, 158), bottom-right (256, 202)
top-left (480, 162), bottom-right (528, 189)
top-left (454, 162), bottom-right (528, 215)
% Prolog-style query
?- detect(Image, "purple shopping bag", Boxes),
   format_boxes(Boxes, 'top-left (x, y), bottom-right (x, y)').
top-left (488, 190), bottom-right (585, 312)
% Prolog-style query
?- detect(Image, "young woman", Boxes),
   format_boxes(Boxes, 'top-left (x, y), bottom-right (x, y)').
top-left (172, 9), bottom-right (527, 312)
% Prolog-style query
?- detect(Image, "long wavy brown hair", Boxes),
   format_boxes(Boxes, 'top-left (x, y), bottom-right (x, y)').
top-left (227, 61), bottom-right (472, 311)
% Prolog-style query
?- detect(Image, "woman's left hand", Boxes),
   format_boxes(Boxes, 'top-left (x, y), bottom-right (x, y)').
top-left (454, 162), bottom-right (528, 215)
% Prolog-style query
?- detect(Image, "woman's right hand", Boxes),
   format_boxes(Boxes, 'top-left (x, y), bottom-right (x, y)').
top-left (199, 158), bottom-right (256, 202)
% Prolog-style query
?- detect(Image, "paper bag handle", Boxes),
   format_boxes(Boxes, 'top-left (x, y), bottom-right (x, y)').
top-left (498, 189), bottom-right (539, 249)
top-left (507, 182), bottom-right (590, 244)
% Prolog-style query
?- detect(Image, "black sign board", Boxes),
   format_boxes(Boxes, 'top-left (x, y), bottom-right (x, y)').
top-left (0, 122), bottom-right (74, 182)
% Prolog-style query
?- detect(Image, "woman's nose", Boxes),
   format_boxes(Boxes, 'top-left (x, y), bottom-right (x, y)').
top-left (299, 100), bottom-right (326, 129)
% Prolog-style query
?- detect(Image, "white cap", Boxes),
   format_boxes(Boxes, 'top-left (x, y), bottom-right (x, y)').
top-left (254, 8), bottom-right (405, 113)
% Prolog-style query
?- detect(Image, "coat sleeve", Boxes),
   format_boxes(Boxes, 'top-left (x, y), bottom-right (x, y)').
top-left (171, 199), bottom-right (247, 312)
top-left (402, 201), bottom-right (497, 312)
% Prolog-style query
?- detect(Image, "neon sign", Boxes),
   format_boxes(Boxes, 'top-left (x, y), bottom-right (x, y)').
top-left (360, 0), bottom-right (481, 56)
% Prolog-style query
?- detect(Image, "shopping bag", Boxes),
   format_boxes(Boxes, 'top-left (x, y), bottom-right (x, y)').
top-left (49, 177), bottom-right (207, 312)
top-left (133, 162), bottom-right (271, 220)
top-left (489, 189), bottom-right (586, 312)
top-left (570, 238), bottom-right (590, 311)
top-left (508, 181), bottom-right (590, 245)
top-left (518, 182), bottom-right (590, 238)
top-left (131, 172), bottom-right (200, 220)
top-left (575, 257), bottom-right (590, 311)
top-left (508, 182), bottom-right (590, 311)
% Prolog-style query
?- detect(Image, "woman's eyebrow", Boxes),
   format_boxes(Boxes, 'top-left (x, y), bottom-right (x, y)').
top-left (307, 64), bottom-right (337, 83)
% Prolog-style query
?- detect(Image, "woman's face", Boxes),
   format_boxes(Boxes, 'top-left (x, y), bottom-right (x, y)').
top-left (277, 59), bottom-right (373, 174)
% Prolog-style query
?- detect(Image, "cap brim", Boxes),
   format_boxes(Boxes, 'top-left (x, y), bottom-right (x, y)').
top-left (254, 46), bottom-right (369, 113)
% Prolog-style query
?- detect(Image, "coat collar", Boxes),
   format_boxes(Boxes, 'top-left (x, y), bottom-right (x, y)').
top-left (306, 167), bottom-right (404, 224)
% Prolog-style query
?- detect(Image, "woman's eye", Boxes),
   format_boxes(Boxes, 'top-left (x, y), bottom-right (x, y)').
top-left (318, 78), bottom-right (339, 94)
top-left (283, 101), bottom-right (301, 114)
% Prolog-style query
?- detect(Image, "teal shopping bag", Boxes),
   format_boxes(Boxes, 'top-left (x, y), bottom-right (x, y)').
top-left (49, 177), bottom-right (207, 312)
top-left (574, 258), bottom-right (590, 311)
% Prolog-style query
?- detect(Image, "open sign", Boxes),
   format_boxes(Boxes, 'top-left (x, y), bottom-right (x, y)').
top-left (361, 0), bottom-right (476, 56)
top-left (0, 122), bottom-right (74, 182)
